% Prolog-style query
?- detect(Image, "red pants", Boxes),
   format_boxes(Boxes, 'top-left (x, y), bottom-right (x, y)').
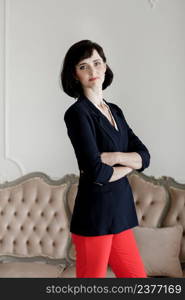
top-left (72, 228), bottom-right (147, 278)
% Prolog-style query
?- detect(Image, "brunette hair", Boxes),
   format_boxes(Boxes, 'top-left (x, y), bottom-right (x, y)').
top-left (60, 39), bottom-right (113, 98)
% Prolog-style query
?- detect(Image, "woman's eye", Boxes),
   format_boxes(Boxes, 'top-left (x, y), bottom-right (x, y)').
top-left (79, 65), bottom-right (86, 70)
top-left (79, 62), bottom-right (101, 70)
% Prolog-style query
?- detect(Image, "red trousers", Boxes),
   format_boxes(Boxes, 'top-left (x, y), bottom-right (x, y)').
top-left (72, 228), bottom-right (147, 278)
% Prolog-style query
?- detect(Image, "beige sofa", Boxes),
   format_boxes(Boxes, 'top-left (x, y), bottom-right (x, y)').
top-left (0, 171), bottom-right (184, 278)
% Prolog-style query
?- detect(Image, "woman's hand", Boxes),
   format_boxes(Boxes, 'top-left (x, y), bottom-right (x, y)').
top-left (100, 152), bottom-right (120, 166)
top-left (100, 151), bottom-right (142, 170)
top-left (117, 152), bottom-right (142, 170)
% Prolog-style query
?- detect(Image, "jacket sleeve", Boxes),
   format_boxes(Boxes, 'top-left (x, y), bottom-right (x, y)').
top-left (114, 104), bottom-right (151, 172)
top-left (126, 123), bottom-right (151, 172)
top-left (64, 107), bottom-right (114, 184)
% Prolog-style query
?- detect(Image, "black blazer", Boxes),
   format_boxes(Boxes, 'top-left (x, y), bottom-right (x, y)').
top-left (64, 94), bottom-right (150, 236)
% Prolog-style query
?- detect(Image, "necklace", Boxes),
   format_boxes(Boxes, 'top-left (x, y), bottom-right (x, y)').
top-left (93, 100), bottom-right (118, 131)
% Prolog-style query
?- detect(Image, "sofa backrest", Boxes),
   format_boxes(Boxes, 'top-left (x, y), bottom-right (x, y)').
top-left (0, 172), bottom-right (71, 263)
top-left (128, 172), bottom-right (169, 227)
top-left (1, 171), bottom-right (185, 265)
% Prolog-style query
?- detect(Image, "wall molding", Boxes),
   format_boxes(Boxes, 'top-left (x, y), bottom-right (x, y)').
top-left (0, 0), bottom-right (24, 183)
top-left (148, 0), bottom-right (159, 8)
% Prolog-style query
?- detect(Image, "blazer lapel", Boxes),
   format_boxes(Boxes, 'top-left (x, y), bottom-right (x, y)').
top-left (77, 95), bottom-right (123, 147)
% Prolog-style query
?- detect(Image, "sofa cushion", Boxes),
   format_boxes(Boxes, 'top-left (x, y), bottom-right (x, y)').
top-left (60, 264), bottom-right (116, 278)
top-left (0, 261), bottom-right (65, 278)
top-left (60, 264), bottom-right (185, 278)
top-left (133, 225), bottom-right (183, 277)
top-left (162, 185), bottom-right (185, 262)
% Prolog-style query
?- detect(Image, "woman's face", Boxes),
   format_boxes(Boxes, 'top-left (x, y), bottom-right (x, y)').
top-left (74, 49), bottom-right (107, 90)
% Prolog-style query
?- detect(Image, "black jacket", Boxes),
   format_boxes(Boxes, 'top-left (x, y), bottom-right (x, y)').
top-left (64, 94), bottom-right (150, 236)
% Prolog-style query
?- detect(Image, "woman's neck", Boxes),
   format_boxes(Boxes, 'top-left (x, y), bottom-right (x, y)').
top-left (83, 88), bottom-right (104, 107)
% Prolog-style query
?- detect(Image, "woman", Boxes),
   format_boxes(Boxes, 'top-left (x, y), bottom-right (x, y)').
top-left (61, 40), bottom-right (150, 278)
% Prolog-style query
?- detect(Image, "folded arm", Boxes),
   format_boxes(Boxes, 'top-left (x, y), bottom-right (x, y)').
top-left (100, 151), bottom-right (142, 170)
top-left (100, 105), bottom-right (150, 173)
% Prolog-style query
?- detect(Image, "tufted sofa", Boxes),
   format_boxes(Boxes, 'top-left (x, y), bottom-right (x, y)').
top-left (0, 171), bottom-right (185, 278)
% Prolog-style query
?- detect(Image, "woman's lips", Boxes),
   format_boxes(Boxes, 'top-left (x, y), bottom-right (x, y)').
top-left (89, 77), bottom-right (98, 81)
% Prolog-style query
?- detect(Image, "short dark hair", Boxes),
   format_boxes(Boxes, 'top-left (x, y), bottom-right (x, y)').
top-left (60, 40), bottom-right (113, 98)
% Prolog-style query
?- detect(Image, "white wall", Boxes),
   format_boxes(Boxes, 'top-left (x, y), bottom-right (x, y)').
top-left (0, 0), bottom-right (184, 183)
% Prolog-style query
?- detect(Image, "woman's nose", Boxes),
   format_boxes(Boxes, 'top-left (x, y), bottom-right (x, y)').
top-left (88, 65), bottom-right (95, 75)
